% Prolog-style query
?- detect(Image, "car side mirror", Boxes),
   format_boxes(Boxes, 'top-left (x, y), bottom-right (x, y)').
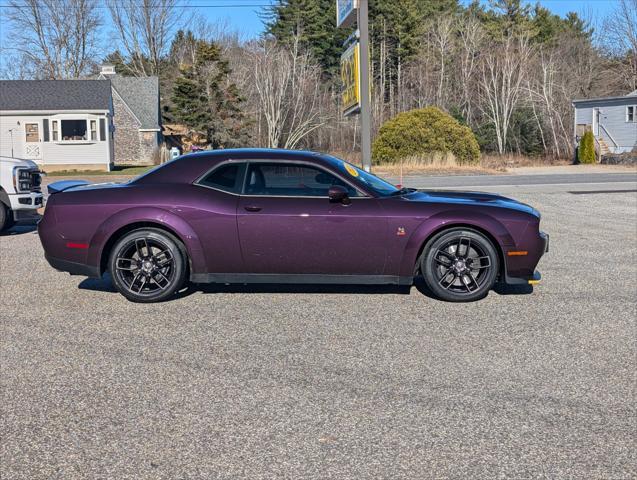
top-left (328, 185), bottom-right (351, 205)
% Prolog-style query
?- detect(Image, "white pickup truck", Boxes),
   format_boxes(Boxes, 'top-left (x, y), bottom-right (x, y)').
top-left (0, 156), bottom-right (44, 232)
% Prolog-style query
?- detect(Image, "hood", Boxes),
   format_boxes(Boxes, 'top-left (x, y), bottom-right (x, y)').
top-left (0, 156), bottom-right (39, 169)
top-left (403, 190), bottom-right (540, 218)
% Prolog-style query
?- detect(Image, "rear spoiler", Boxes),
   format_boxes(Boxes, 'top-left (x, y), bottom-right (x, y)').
top-left (47, 180), bottom-right (91, 194)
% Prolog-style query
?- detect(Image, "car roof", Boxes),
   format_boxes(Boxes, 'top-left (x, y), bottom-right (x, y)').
top-left (182, 148), bottom-right (324, 160)
top-left (134, 149), bottom-right (335, 185)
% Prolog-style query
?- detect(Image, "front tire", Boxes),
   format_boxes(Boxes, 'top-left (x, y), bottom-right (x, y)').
top-left (421, 228), bottom-right (499, 302)
top-left (0, 203), bottom-right (15, 233)
top-left (108, 228), bottom-right (187, 303)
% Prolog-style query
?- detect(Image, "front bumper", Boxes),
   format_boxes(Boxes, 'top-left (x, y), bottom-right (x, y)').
top-left (541, 232), bottom-right (549, 253)
top-left (8, 192), bottom-right (44, 218)
top-left (504, 231), bottom-right (549, 285)
top-left (505, 270), bottom-right (541, 285)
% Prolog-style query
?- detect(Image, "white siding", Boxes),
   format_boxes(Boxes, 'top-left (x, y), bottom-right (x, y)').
top-left (0, 115), bottom-right (25, 158)
top-left (0, 112), bottom-right (113, 167)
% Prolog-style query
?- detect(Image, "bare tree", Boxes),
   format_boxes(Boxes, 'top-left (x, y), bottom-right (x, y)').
top-left (457, 15), bottom-right (484, 124)
top-left (479, 34), bottom-right (533, 154)
top-left (603, 0), bottom-right (637, 91)
top-left (3, 0), bottom-right (101, 79)
top-left (430, 16), bottom-right (455, 107)
top-left (248, 38), bottom-right (326, 149)
top-left (107, 0), bottom-right (183, 76)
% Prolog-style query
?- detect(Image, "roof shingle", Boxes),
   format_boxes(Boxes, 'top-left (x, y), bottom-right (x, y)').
top-left (109, 76), bottom-right (161, 130)
top-left (0, 80), bottom-right (111, 111)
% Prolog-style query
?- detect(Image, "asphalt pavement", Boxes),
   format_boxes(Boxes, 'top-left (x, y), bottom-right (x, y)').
top-left (388, 170), bottom-right (637, 194)
top-left (1, 177), bottom-right (636, 479)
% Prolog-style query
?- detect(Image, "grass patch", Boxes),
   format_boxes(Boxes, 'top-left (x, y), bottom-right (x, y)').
top-left (45, 165), bottom-right (155, 176)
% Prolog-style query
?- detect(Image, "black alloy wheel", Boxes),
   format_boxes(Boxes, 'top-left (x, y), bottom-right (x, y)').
top-left (421, 228), bottom-right (499, 302)
top-left (109, 228), bottom-right (187, 303)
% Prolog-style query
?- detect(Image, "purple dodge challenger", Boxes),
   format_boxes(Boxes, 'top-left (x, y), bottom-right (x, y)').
top-left (38, 149), bottom-right (548, 303)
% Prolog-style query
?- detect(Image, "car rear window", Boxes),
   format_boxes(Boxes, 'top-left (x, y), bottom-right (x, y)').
top-left (198, 163), bottom-right (245, 193)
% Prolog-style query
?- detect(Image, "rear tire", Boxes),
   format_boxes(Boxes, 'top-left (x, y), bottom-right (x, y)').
top-left (108, 228), bottom-right (187, 303)
top-left (420, 228), bottom-right (499, 302)
top-left (0, 204), bottom-right (15, 233)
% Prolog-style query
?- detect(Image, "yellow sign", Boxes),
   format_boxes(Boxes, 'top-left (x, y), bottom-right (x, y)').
top-left (341, 42), bottom-right (361, 116)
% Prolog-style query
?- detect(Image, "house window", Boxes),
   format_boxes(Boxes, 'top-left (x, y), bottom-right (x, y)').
top-left (25, 123), bottom-right (39, 142)
top-left (90, 120), bottom-right (97, 140)
top-left (628, 106), bottom-right (636, 122)
top-left (51, 120), bottom-right (59, 141)
top-left (61, 119), bottom-right (87, 141)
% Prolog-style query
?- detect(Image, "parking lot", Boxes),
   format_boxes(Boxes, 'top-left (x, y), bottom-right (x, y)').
top-left (1, 178), bottom-right (636, 478)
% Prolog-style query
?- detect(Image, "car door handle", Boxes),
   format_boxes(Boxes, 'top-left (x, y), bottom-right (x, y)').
top-left (244, 205), bottom-right (262, 212)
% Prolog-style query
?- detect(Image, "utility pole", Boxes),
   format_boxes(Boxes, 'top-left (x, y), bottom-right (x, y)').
top-left (357, 0), bottom-right (372, 172)
top-left (8, 129), bottom-right (15, 157)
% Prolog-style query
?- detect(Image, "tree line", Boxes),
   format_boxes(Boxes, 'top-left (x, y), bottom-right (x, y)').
top-left (2, 0), bottom-right (635, 159)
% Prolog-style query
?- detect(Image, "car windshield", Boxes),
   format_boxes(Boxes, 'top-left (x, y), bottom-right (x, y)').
top-left (325, 155), bottom-right (399, 197)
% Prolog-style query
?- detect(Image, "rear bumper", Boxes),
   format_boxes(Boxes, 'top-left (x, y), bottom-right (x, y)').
top-left (44, 253), bottom-right (100, 278)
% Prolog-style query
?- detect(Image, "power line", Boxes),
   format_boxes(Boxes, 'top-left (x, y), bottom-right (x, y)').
top-left (0, 2), bottom-right (276, 7)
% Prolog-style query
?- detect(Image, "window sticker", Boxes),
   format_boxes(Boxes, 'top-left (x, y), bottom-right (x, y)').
top-left (344, 162), bottom-right (359, 177)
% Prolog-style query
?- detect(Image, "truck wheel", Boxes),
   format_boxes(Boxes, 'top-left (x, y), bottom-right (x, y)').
top-left (0, 204), bottom-right (15, 233)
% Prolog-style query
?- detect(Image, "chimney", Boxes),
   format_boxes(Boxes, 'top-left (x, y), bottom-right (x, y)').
top-left (100, 64), bottom-right (116, 76)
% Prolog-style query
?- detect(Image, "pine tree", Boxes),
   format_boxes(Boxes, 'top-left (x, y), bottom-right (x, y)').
top-left (171, 39), bottom-right (249, 149)
top-left (264, 0), bottom-right (349, 76)
top-left (578, 130), bottom-right (596, 164)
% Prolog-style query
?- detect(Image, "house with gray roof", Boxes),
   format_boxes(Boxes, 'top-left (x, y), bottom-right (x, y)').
top-left (0, 80), bottom-right (114, 171)
top-left (573, 90), bottom-right (637, 159)
top-left (98, 65), bottom-right (162, 165)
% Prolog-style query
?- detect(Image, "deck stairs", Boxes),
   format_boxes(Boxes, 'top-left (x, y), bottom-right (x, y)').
top-left (597, 138), bottom-right (610, 155)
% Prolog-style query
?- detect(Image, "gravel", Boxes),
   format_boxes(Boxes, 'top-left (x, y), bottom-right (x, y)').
top-left (1, 189), bottom-right (635, 479)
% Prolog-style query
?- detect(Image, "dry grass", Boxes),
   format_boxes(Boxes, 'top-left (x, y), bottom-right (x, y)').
top-left (334, 151), bottom-right (502, 176)
top-left (480, 154), bottom-right (571, 170)
top-left (332, 151), bottom-right (573, 176)
top-left (373, 162), bottom-right (501, 177)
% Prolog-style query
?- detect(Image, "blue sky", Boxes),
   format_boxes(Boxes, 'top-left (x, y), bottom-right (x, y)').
top-left (198, 0), bottom-right (618, 39)
top-left (0, 0), bottom-right (619, 58)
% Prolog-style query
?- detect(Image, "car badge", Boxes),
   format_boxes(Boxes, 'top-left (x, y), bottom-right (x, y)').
top-left (396, 227), bottom-right (406, 236)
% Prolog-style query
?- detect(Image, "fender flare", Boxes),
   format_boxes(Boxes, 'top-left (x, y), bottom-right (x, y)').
top-left (86, 206), bottom-right (207, 275)
top-left (398, 210), bottom-right (515, 277)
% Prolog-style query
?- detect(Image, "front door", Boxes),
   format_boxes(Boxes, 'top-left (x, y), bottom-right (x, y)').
top-left (237, 162), bottom-right (388, 275)
top-left (592, 108), bottom-right (601, 136)
top-left (24, 123), bottom-right (42, 159)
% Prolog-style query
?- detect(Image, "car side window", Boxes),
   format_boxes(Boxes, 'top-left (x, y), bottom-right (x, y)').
top-left (198, 163), bottom-right (245, 194)
top-left (244, 163), bottom-right (359, 197)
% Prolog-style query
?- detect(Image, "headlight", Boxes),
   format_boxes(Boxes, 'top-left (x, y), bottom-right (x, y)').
top-left (13, 168), bottom-right (33, 192)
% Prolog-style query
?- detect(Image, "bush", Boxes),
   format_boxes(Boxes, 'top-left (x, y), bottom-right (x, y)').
top-left (578, 130), bottom-right (596, 164)
top-left (372, 107), bottom-right (480, 165)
